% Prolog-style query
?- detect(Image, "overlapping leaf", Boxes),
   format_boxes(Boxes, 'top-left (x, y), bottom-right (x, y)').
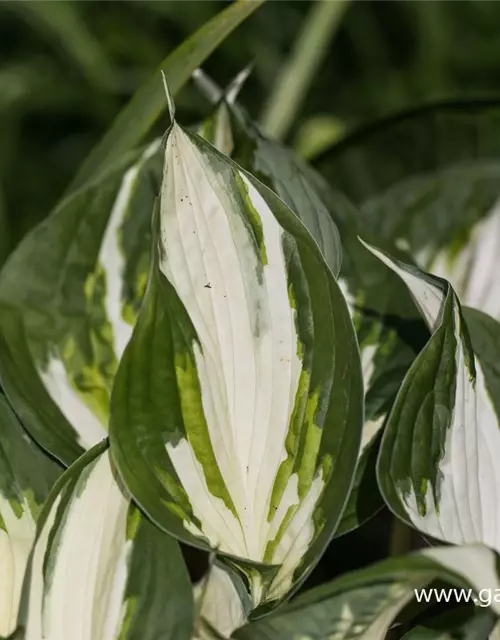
top-left (333, 235), bottom-right (427, 535)
top-left (0, 394), bottom-right (61, 638)
top-left (233, 545), bottom-right (500, 640)
top-left (316, 101), bottom-right (500, 322)
top-left (0, 145), bottom-right (161, 464)
top-left (193, 563), bottom-right (250, 640)
top-left (194, 73), bottom-right (424, 534)
top-left (194, 69), bottom-right (344, 277)
top-left (364, 241), bottom-right (500, 551)
top-left (402, 609), bottom-right (497, 640)
top-left (21, 441), bottom-right (193, 640)
top-left (0, 2), bottom-right (265, 467)
top-left (109, 107), bottom-right (363, 606)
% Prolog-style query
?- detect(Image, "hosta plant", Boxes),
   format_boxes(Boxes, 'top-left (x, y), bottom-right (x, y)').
top-left (3, 4), bottom-right (500, 640)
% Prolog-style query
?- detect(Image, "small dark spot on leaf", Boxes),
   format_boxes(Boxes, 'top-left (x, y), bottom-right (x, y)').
top-left (204, 283), bottom-right (212, 289)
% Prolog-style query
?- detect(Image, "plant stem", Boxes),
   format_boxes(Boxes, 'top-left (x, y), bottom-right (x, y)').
top-left (260, 0), bottom-right (349, 141)
top-left (389, 516), bottom-right (413, 557)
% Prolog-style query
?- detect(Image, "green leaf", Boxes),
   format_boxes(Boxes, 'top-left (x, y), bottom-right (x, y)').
top-left (364, 240), bottom-right (500, 550)
top-left (0, 394), bottom-right (61, 638)
top-left (0, 188), bottom-right (9, 267)
top-left (232, 545), bottom-right (500, 640)
top-left (109, 116), bottom-right (363, 607)
top-left (293, 114), bottom-right (345, 161)
top-left (491, 621), bottom-right (500, 640)
top-left (69, 0), bottom-right (265, 193)
top-left (21, 441), bottom-right (193, 640)
top-left (401, 608), bottom-right (496, 640)
top-left (259, 0), bottom-right (349, 141)
top-left (315, 101), bottom-right (500, 322)
top-left (0, 145), bottom-right (162, 465)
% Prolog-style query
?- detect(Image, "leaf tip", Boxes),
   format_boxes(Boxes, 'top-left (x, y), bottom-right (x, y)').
top-left (226, 62), bottom-right (254, 104)
top-left (161, 70), bottom-right (176, 123)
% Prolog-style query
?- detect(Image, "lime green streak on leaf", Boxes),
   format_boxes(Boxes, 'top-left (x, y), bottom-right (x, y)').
top-left (120, 252), bottom-right (151, 327)
top-left (235, 172), bottom-right (268, 267)
top-left (418, 478), bottom-right (429, 517)
top-left (320, 453), bottom-right (333, 482)
top-left (174, 349), bottom-right (238, 519)
top-left (296, 390), bottom-right (323, 499)
top-left (58, 264), bottom-right (118, 426)
top-left (263, 504), bottom-right (296, 564)
top-left (311, 457), bottom-right (333, 534)
top-left (117, 597), bottom-right (137, 640)
top-left (121, 303), bottom-right (136, 327)
top-left (267, 369), bottom-right (310, 521)
top-left (126, 506), bottom-right (141, 541)
top-left (287, 282), bottom-right (297, 311)
top-left (7, 496), bottom-right (23, 520)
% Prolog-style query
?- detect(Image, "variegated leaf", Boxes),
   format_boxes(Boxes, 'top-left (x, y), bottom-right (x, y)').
top-left (232, 544), bottom-right (500, 640)
top-left (193, 71), bottom-right (422, 534)
top-left (363, 240), bottom-right (500, 550)
top-left (334, 235), bottom-right (427, 535)
top-left (193, 69), bottom-right (344, 278)
top-left (428, 196), bottom-right (500, 321)
top-left (0, 145), bottom-right (162, 465)
top-left (109, 108), bottom-right (363, 607)
top-left (194, 563), bottom-right (250, 640)
top-left (315, 102), bottom-right (500, 323)
top-left (0, 1), bottom-right (265, 466)
top-left (0, 394), bottom-right (61, 637)
top-left (21, 441), bottom-right (193, 640)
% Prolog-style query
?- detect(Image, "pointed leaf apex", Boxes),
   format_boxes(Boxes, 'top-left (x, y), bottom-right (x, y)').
top-left (161, 70), bottom-right (176, 123)
top-left (192, 68), bottom-right (223, 104)
top-left (226, 62), bottom-right (254, 104)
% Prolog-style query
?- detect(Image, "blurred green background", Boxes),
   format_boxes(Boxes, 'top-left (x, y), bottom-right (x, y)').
top-left (2, 0), bottom-right (500, 255)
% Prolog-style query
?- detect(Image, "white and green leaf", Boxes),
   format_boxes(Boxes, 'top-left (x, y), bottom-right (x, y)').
top-left (334, 236), bottom-right (427, 535)
top-left (21, 441), bottom-right (193, 640)
top-left (232, 544), bottom-right (500, 640)
top-left (429, 196), bottom-right (500, 321)
top-left (194, 71), bottom-right (423, 534)
top-left (0, 394), bottom-right (61, 638)
top-left (0, 1), bottom-right (265, 467)
top-left (109, 111), bottom-right (363, 607)
top-left (0, 145), bottom-right (162, 465)
top-left (317, 103), bottom-right (500, 324)
top-left (193, 563), bottom-right (250, 640)
top-left (364, 240), bottom-right (500, 550)
top-left (193, 68), bottom-right (344, 279)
